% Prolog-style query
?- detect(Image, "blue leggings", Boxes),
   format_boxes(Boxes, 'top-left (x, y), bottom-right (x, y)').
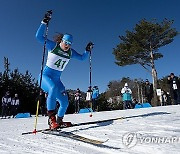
top-left (38, 73), bottom-right (68, 118)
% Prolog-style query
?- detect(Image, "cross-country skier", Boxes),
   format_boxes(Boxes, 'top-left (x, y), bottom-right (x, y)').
top-left (36, 10), bottom-right (94, 129)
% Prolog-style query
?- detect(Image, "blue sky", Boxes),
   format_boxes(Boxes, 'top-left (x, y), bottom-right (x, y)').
top-left (0, 0), bottom-right (180, 93)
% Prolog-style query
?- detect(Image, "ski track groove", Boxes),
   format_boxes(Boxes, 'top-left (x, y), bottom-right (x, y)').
top-left (6, 132), bottom-right (118, 154)
top-left (20, 135), bottom-right (79, 154)
top-left (41, 133), bottom-right (120, 154)
top-left (0, 135), bottom-right (78, 154)
top-left (0, 125), bottom-right (119, 154)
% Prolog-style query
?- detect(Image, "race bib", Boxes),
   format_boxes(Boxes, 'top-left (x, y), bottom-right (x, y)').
top-left (46, 45), bottom-right (71, 71)
top-left (46, 52), bottom-right (70, 71)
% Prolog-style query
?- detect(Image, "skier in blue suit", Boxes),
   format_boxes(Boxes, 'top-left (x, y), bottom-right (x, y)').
top-left (36, 10), bottom-right (94, 129)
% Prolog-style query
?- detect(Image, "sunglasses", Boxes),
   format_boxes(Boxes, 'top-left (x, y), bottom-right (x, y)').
top-left (62, 40), bottom-right (72, 45)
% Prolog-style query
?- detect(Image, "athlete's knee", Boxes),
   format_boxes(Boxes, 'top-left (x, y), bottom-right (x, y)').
top-left (61, 90), bottom-right (68, 96)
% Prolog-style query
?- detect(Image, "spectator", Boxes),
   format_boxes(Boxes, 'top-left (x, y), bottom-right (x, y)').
top-left (121, 83), bottom-right (132, 109)
top-left (37, 90), bottom-right (47, 116)
top-left (167, 73), bottom-right (180, 105)
top-left (11, 94), bottom-right (20, 118)
top-left (92, 86), bottom-right (99, 111)
top-left (1, 91), bottom-right (12, 119)
top-left (74, 88), bottom-right (81, 113)
top-left (86, 86), bottom-right (93, 108)
top-left (144, 79), bottom-right (153, 105)
top-left (166, 92), bottom-right (171, 105)
top-left (160, 91), bottom-right (168, 106)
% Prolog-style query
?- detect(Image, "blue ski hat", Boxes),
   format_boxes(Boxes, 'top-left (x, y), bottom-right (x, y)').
top-left (62, 34), bottom-right (73, 45)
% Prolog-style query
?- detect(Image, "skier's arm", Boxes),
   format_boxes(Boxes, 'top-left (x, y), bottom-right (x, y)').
top-left (35, 23), bottom-right (56, 50)
top-left (71, 49), bottom-right (89, 61)
top-left (71, 42), bottom-right (94, 60)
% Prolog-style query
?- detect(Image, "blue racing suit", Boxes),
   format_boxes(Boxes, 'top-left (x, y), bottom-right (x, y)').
top-left (36, 23), bottom-right (89, 118)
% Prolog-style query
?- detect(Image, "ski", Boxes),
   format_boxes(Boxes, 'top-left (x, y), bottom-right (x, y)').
top-left (22, 128), bottom-right (51, 135)
top-left (72, 116), bottom-right (124, 127)
top-left (21, 122), bottom-right (72, 135)
top-left (22, 117), bottom-right (124, 135)
top-left (42, 130), bottom-right (108, 145)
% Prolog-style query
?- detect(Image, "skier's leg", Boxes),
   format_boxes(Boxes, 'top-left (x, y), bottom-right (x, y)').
top-left (56, 83), bottom-right (72, 127)
top-left (39, 74), bottom-right (59, 129)
top-left (39, 75), bottom-right (57, 111)
top-left (56, 80), bottom-right (69, 119)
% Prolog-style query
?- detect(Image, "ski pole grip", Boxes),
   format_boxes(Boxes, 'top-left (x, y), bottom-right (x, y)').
top-left (47, 10), bottom-right (53, 16)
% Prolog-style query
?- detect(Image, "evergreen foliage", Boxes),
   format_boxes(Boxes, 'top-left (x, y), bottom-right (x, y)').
top-left (0, 69), bottom-right (39, 114)
top-left (113, 19), bottom-right (178, 69)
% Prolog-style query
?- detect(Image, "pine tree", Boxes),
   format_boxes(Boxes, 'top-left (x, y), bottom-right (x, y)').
top-left (113, 19), bottom-right (178, 106)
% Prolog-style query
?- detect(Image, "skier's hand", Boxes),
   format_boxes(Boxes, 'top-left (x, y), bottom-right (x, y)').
top-left (42, 10), bottom-right (52, 24)
top-left (85, 42), bottom-right (94, 52)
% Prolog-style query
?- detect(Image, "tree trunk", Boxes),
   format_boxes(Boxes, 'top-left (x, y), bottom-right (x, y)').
top-left (137, 82), bottom-right (141, 103)
top-left (151, 68), bottom-right (158, 106)
top-left (150, 45), bottom-right (158, 106)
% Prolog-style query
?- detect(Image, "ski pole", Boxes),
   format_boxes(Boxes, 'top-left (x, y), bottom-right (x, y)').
top-left (89, 50), bottom-right (93, 117)
top-left (33, 10), bottom-right (52, 134)
top-left (89, 50), bottom-right (92, 89)
top-left (33, 100), bottom-right (39, 134)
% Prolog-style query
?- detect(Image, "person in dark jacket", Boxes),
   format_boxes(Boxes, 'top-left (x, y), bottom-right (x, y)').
top-left (167, 73), bottom-right (180, 105)
top-left (11, 93), bottom-right (20, 118)
top-left (1, 91), bottom-right (12, 118)
top-left (144, 79), bottom-right (153, 105)
top-left (74, 88), bottom-right (81, 113)
top-left (37, 90), bottom-right (47, 116)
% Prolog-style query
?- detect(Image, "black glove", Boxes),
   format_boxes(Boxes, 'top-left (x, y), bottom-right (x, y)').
top-left (42, 10), bottom-right (52, 24)
top-left (85, 42), bottom-right (94, 52)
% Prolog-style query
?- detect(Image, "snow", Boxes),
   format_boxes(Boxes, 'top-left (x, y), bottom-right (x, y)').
top-left (1, 105), bottom-right (180, 154)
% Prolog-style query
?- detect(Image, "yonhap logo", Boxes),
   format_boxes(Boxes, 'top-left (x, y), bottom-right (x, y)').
top-left (122, 132), bottom-right (138, 148)
top-left (122, 132), bottom-right (180, 148)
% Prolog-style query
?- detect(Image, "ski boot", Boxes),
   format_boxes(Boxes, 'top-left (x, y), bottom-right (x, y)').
top-left (57, 116), bottom-right (72, 128)
top-left (47, 111), bottom-right (60, 130)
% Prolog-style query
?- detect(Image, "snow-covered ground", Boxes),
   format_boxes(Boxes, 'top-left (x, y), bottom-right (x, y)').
top-left (1, 105), bottom-right (180, 154)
